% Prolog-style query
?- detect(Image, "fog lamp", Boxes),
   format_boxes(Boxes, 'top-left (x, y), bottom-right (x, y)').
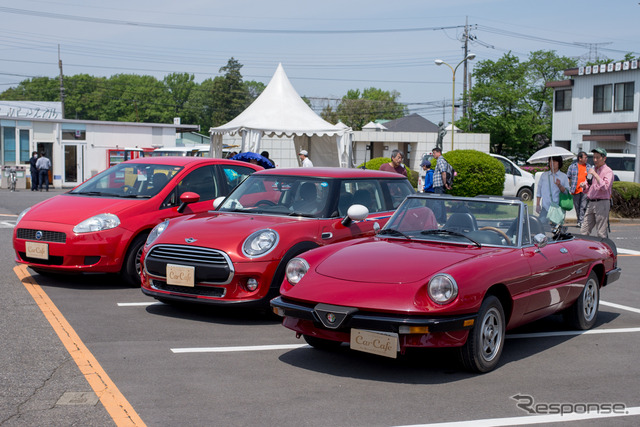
top-left (246, 278), bottom-right (259, 292)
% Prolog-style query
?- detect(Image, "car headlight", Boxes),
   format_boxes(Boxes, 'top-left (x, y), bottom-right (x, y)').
top-left (16, 207), bottom-right (31, 225)
top-left (285, 257), bottom-right (309, 285)
top-left (428, 274), bottom-right (458, 305)
top-left (72, 213), bottom-right (120, 233)
top-left (146, 220), bottom-right (170, 247)
top-left (242, 229), bottom-right (279, 258)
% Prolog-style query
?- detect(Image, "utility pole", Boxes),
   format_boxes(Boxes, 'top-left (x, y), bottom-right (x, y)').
top-left (58, 45), bottom-right (65, 118)
top-left (462, 17), bottom-right (469, 120)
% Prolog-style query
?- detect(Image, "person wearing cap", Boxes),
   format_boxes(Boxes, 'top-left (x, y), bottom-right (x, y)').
top-left (580, 148), bottom-right (614, 238)
top-left (420, 159), bottom-right (434, 193)
top-left (298, 150), bottom-right (313, 168)
top-left (379, 149), bottom-right (407, 176)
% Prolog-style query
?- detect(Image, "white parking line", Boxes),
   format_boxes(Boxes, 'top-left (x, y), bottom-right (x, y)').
top-left (618, 248), bottom-right (640, 255)
top-left (394, 406), bottom-right (640, 426)
top-left (171, 344), bottom-right (308, 354)
top-left (600, 300), bottom-right (640, 314)
top-left (117, 302), bottom-right (159, 307)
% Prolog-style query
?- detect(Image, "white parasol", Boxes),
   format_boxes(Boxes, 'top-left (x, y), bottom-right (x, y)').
top-left (527, 146), bottom-right (575, 164)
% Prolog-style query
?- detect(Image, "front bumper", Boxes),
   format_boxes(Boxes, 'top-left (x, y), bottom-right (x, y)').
top-left (604, 267), bottom-right (621, 287)
top-left (271, 296), bottom-right (476, 348)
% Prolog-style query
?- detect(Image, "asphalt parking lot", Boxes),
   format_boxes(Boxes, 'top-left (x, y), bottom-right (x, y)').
top-left (1, 187), bottom-right (640, 426)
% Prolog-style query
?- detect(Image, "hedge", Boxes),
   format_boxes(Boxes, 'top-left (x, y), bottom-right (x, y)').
top-left (612, 181), bottom-right (640, 218)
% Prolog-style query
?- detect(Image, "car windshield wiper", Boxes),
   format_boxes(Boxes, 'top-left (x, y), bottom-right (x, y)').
top-left (116, 194), bottom-right (151, 198)
top-left (288, 212), bottom-right (317, 218)
top-left (420, 229), bottom-right (481, 247)
top-left (378, 228), bottom-right (412, 240)
top-left (70, 191), bottom-right (110, 196)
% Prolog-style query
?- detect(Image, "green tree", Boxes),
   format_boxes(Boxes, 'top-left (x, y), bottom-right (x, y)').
top-left (0, 77), bottom-right (58, 101)
top-left (210, 57), bottom-right (249, 126)
top-left (459, 51), bottom-right (576, 161)
top-left (323, 87), bottom-right (407, 130)
top-left (163, 72), bottom-right (195, 118)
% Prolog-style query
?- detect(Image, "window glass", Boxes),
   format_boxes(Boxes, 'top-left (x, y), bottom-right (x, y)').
top-left (19, 129), bottom-right (30, 162)
top-left (3, 127), bottom-right (15, 163)
top-left (614, 82), bottom-right (634, 111)
top-left (555, 89), bottom-right (572, 111)
top-left (176, 165), bottom-right (218, 201)
top-left (593, 84), bottom-right (612, 113)
top-left (220, 165), bottom-right (255, 191)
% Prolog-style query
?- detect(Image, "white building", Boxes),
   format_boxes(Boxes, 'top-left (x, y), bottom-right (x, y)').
top-left (1, 101), bottom-right (198, 188)
top-left (547, 61), bottom-right (640, 182)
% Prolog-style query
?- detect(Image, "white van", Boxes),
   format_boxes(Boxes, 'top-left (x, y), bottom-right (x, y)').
top-left (586, 153), bottom-right (636, 182)
top-left (490, 154), bottom-right (535, 201)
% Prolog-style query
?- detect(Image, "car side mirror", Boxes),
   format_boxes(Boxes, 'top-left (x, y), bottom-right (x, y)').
top-left (177, 192), bottom-right (200, 213)
top-left (341, 204), bottom-right (369, 226)
top-left (213, 196), bottom-right (226, 210)
top-left (533, 233), bottom-right (548, 252)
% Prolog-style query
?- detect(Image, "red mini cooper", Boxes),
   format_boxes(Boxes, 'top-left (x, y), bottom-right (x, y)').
top-left (140, 167), bottom-right (414, 307)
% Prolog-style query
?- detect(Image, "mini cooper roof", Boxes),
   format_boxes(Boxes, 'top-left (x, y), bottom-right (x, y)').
top-left (251, 167), bottom-right (409, 179)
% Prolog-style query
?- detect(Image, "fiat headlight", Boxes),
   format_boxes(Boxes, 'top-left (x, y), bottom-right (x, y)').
top-left (242, 229), bottom-right (279, 258)
top-left (73, 213), bottom-right (120, 233)
top-left (16, 207), bottom-right (31, 225)
top-left (285, 258), bottom-right (309, 285)
top-left (428, 274), bottom-right (458, 304)
top-left (146, 220), bottom-right (170, 247)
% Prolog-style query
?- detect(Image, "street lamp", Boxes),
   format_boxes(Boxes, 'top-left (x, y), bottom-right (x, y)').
top-left (435, 53), bottom-right (476, 150)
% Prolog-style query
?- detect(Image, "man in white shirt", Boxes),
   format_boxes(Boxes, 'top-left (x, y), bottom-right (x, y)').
top-left (299, 150), bottom-right (313, 168)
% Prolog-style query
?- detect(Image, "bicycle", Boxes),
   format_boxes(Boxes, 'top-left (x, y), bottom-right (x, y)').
top-left (8, 168), bottom-right (17, 192)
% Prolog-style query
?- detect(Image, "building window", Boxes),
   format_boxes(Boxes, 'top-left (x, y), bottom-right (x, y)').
top-left (19, 129), bottom-right (30, 163)
top-left (3, 127), bottom-right (16, 164)
top-left (555, 89), bottom-right (572, 111)
top-left (614, 82), bottom-right (634, 112)
top-left (593, 84), bottom-right (612, 113)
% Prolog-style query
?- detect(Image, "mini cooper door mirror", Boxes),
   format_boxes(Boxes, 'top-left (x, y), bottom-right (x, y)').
top-left (341, 204), bottom-right (369, 226)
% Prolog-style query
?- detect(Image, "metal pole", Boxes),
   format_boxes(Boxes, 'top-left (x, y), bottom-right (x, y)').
top-left (451, 70), bottom-right (456, 151)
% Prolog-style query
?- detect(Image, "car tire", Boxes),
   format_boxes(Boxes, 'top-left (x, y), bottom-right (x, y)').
top-left (564, 271), bottom-right (599, 330)
top-left (121, 233), bottom-right (148, 287)
top-left (517, 187), bottom-right (533, 202)
top-left (303, 335), bottom-right (342, 351)
top-left (459, 295), bottom-right (505, 373)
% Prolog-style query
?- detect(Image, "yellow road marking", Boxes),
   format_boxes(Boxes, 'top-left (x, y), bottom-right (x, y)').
top-left (14, 265), bottom-right (146, 427)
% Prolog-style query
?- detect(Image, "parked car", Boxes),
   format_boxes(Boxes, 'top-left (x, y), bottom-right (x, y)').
top-left (13, 157), bottom-right (261, 285)
top-left (140, 168), bottom-right (414, 307)
top-left (490, 153), bottom-right (535, 201)
top-left (586, 152), bottom-right (636, 182)
top-left (271, 193), bottom-right (621, 373)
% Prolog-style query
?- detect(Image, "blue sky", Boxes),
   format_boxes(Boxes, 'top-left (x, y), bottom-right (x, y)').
top-left (1, 0), bottom-right (638, 124)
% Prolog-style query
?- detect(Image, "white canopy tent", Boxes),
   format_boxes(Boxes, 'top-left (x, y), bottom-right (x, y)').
top-left (209, 63), bottom-right (352, 167)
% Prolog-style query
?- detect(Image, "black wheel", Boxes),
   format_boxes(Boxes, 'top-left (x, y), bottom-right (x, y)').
top-left (303, 335), bottom-right (342, 350)
top-left (459, 295), bottom-right (505, 373)
top-left (517, 187), bottom-right (533, 202)
top-left (255, 199), bottom-right (276, 207)
top-left (564, 271), bottom-right (599, 330)
top-left (121, 233), bottom-right (148, 287)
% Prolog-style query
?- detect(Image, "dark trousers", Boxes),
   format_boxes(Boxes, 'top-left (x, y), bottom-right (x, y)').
top-left (38, 169), bottom-right (49, 191)
top-left (573, 192), bottom-right (588, 224)
top-left (433, 186), bottom-right (446, 223)
top-left (30, 169), bottom-right (39, 190)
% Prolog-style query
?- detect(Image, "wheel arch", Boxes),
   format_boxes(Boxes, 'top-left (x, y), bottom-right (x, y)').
top-left (483, 283), bottom-right (513, 324)
top-left (269, 241), bottom-right (320, 291)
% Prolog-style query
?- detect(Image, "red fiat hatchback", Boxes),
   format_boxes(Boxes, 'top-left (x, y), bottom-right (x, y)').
top-left (140, 167), bottom-right (414, 307)
top-left (13, 157), bottom-right (261, 285)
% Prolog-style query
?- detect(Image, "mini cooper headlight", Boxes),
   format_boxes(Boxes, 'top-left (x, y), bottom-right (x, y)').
top-left (285, 257), bottom-right (309, 285)
top-left (242, 229), bottom-right (279, 258)
top-left (73, 213), bottom-right (120, 234)
top-left (428, 274), bottom-right (458, 305)
top-left (146, 220), bottom-right (170, 247)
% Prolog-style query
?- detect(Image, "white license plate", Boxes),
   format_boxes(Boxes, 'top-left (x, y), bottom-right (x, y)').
top-left (25, 241), bottom-right (49, 260)
top-left (166, 264), bottom-right (195, 287)
top-left (350, 329), bottom-right (398, 359)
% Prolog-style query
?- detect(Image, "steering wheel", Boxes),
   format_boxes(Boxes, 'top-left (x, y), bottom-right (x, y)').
top-left (255, 199), bottom-right (276, 207)
top-left (122, 185), bottom-right (135, 195)
top-left (479, 226), bottom-right (512, 245)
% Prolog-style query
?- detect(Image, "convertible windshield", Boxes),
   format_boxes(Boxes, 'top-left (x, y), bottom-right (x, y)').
top-left (383, 195), bottom-right (526, 247)
top-left (218, 175), bottom-right (334, 218)
top-left (70, 163), bottom-right (182, 198)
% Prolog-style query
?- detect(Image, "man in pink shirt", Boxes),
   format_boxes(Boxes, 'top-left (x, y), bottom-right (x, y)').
top-left (580, 148), bottom-right (614, 238)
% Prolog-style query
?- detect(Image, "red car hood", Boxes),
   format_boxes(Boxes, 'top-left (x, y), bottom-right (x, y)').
top-left (315, 239), bottom-right (483, 284)
top-left (22, 194), bottom-right (149, 225)
top-left (156, 212), bottom-right (317, 248)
